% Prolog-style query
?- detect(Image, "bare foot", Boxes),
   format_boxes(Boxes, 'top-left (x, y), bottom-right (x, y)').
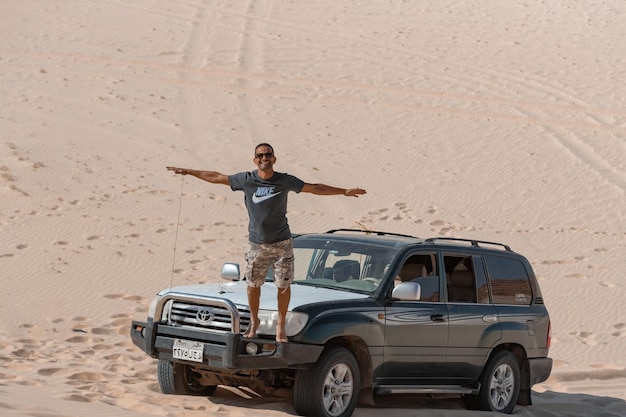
top-left (243, 319), bottom-right (259, 339)
top-left (276, 319), bottom-right (288, 343)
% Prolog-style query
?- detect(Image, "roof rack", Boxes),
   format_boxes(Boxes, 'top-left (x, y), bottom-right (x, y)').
top-left (423, 237), bottom-right (512, 252)
top-left (326, 228), bottom-right (418, 239)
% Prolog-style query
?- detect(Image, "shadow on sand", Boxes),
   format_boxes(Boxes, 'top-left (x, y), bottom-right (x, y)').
top-left (206, 387), bottom-right (626, 417)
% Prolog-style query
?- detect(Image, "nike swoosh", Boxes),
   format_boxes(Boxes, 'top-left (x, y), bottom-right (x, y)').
top-left (251, 191), bottom-right (282, 204)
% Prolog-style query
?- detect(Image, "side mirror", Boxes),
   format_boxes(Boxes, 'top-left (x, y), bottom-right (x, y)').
top-left (392, 282), bottom-right (422, 301)
top-left (221, 263), bottom-right (240, 281)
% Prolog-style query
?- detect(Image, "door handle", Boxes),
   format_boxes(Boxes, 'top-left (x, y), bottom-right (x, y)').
top-left (430, 314), bottom-right (446, 322)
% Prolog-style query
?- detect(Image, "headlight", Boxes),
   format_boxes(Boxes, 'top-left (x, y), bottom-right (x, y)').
top-left (256, 310), bottom-right (308, 337)
top-left (147, 294), bottom-right (163, 320)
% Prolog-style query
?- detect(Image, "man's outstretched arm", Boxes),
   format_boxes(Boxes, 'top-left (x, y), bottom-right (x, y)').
top-left (301, 183), bottom-right (366, 197)
top-left (166, 166), bottom-right (230, 185)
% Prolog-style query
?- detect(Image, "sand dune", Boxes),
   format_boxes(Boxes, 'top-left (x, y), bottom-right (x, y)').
top-left (1, 1), bottom-right (625, 416)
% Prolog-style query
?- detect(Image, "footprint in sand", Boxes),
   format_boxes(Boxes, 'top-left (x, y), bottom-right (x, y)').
top-left (0, 372), bottom-right (18, 381)
top-left (612, 323), bottom-right (626, 337)
top-left (38, 367), bottom-right (72, 377)
top-left (92, 327), bottom-right (115, 336)
top-left (104, 294), bottom-right (125, 300)
top-left (104, 364), bottom-right (128, 373)
top-left (65, 335), bottom-right (91, 343)
top-left (367, 208), bottom-right (389, 216)
top-left (63, 393), bottom-right (96, 403)
top-left (67, 372), bottom-right (107, 383)
top-left (574, 330), bottom-right (597, 346)
top-left (93, 342), bottom-right (116, 351)
top-left (12, 348), bottom-right (37, 359)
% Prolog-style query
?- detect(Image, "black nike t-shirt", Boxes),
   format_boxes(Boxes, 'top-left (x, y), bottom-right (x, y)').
top-left (229, 170), bottom-right (304, 244)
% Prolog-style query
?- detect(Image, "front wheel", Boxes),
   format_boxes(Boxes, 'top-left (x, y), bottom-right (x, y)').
top-left (157, 359), bottom-right (217, 396)
top-left (293, 347), bottom-right (360, 417)
top-left (466, 350), bottom-right (520, 413)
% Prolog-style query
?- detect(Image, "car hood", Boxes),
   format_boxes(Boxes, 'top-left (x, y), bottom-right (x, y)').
top-left (158, 280), bottom-right (368, 310)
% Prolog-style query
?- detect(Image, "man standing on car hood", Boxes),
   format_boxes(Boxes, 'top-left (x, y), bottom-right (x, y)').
top-left (167, 143), bottom-right (366, 343)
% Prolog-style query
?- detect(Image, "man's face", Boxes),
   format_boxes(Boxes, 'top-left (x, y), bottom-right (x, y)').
top-left (254, 146), bottom-right (275, 170)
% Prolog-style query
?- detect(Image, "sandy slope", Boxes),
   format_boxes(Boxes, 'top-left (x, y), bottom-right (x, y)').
top-left (1, 1), bottom-right (625, 416)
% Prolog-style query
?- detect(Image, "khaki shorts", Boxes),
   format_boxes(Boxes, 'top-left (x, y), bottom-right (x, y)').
top-left (244, 238), bottom-right (294, 289)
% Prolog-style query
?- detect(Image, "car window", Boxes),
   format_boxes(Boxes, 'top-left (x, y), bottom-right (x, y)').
top-left (444, 254), bottom-right (478, 303)
top-left (291, 238), bottom-right (397, 294)
top-left (395, 253), bottom-right (439, 301)
top-left (484, 255), bottom-right (533, 305)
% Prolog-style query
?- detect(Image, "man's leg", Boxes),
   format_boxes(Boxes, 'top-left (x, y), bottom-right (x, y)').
top-left (273, 238), bottom-right (294, 343)
top-left (243, 242), bottom-right (268, 339)
top-left (276, 286), bottom-right (290, 343)
top-left (245, 286), bottom-right (261, 338)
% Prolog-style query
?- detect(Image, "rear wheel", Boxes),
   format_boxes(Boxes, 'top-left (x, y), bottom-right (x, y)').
top-left (466, 350), bottom-right (520, 413)
top-left (293, 347), bottom-right (360, 417)
top-left (157, 359), bottom-right (217, 396)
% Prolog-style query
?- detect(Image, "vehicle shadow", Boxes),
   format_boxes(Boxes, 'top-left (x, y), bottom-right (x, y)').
top-left (206, 387), bottom-right (626, 417)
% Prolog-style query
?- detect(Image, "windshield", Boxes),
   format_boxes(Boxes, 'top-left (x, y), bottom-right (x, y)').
top-left (290, 237), bottom-right (397, 294)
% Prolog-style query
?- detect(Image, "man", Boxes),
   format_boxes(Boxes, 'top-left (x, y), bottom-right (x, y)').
top-left (167, 143), bottom-right (366, 343)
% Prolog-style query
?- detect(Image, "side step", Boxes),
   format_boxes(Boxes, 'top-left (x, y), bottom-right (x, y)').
top-left (374, 384), bottom-right (480, 396)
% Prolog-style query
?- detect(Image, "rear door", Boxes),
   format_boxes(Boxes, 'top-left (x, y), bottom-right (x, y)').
top-left (484, 254), bottom-right (550, 357)
top-left (445, 253), bottom-right (502, 383)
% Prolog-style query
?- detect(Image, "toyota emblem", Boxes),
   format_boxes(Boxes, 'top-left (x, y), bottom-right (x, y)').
top-left (196, 308), bottom-right (214, 323)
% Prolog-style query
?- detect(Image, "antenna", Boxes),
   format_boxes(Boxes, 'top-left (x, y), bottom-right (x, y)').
top-left (170, 176), bottom-right (185, 289)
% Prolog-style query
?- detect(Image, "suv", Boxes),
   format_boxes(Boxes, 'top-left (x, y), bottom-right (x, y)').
top-left (131, 229), bottom-right (552, 417)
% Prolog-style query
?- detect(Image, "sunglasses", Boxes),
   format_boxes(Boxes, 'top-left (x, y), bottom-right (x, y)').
top-left (255, 152), bottom-right (274, 159)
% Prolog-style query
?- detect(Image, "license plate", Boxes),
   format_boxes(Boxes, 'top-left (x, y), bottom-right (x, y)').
top-left (172, 339), bottom-right (204, 363)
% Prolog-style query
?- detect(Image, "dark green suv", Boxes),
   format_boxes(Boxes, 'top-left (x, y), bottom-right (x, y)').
top-left (131, 229), bottom-right (552, 417)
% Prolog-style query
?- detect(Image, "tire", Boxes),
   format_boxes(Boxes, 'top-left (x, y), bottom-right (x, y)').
top-left (466, 350), bottom-right (520, 414)
top-left (157, 359), bottom-right (217, 396)
top-left (293, 347), bottom-right (360, 417)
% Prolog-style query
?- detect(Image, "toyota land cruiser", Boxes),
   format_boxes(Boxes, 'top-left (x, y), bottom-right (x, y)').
top-left (131, 229), bottom-right (552, 417)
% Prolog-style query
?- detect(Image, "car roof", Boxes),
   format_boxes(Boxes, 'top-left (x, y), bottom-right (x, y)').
top-left (295, 229), bottom-right (520, 257)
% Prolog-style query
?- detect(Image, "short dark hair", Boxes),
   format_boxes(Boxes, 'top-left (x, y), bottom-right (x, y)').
top-left (255, 143), bottom-right (274, 154)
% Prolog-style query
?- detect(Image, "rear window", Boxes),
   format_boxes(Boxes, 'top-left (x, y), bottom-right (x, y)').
top-left (485, 255), bottom-right (532, 305)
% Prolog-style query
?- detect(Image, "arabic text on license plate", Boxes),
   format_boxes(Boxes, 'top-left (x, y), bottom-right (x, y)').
top-left (172, 339), bottom-right (204, 363)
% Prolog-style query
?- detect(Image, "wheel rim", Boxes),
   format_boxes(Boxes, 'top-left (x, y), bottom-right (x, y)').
top-left (322, 363), bottom-right (354, 417)
top-left (488, 363), bottom-right (515, 410)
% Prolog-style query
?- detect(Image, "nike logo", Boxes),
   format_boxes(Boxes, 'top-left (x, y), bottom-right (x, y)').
top-left (251, 188), bottom-right (282, 204)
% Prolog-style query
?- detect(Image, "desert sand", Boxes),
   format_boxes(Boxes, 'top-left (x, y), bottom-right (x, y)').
top-left (1, 1), bottom-right (625, 416)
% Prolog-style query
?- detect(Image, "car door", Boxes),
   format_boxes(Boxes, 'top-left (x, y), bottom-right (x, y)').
top-left (379, 252), bottom-right (449, 384)
top-left (445, 253), bottom-right (502, 383)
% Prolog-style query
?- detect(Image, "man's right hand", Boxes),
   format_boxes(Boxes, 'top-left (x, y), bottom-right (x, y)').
top-left (167, 166), bottom-right (191, 175)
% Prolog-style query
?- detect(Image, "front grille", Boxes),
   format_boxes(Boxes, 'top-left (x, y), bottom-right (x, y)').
top-left (168, 301), bottom-right (250, 333)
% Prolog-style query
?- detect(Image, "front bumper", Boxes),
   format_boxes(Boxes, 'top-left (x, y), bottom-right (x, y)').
top-left (131, 320), bottom-right (323, 370)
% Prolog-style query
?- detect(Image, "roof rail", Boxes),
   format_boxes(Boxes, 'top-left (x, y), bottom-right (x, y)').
top-left (423, 237), bottom-right (512, 252)
top-left (325, 228), bottom-right (418, 239)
